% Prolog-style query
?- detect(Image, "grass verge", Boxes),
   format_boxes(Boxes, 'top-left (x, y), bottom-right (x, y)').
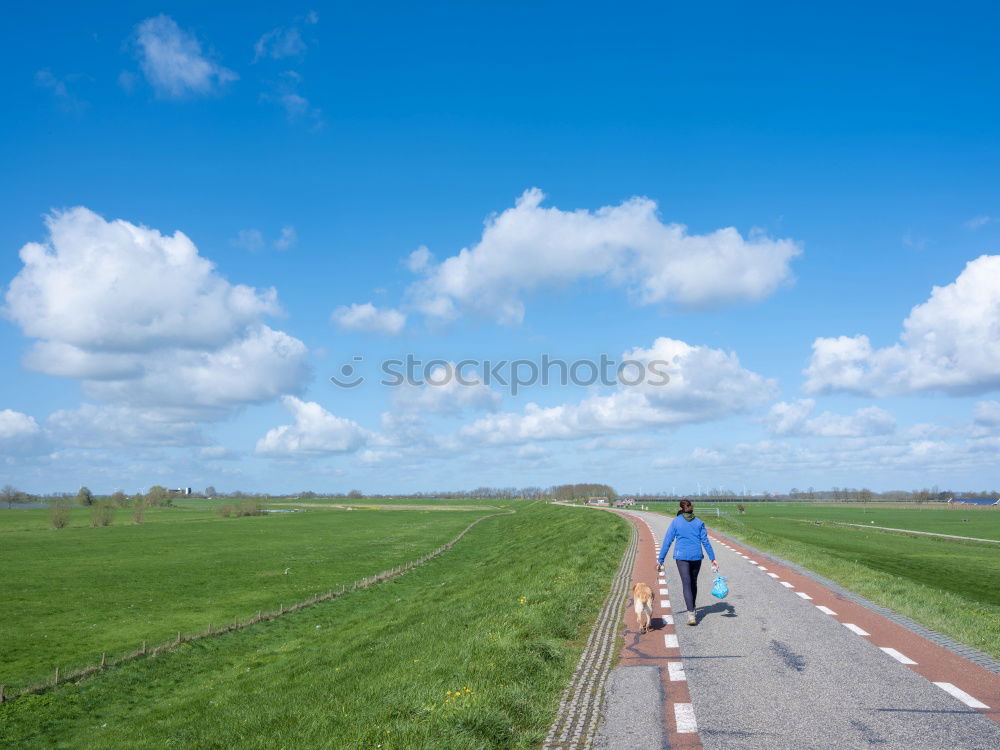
top-left (689, 511), bottom-right (1000, 659)
top-left (0, 502), bottom-right (628, 749)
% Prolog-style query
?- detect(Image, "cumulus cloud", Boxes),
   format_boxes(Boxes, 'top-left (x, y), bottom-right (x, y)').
top-left (47, 404), bottom-right (204, 447)
top-left (133, 15), bottom-right (237, 98)
top-left (332, 302), bottom-right (406, 335)
top-left (407, 188), bottom-right (801, 324)
top-left (390, 363), bottom-right (502, 415)
top-left (261, 71), bottom-right (323, 129)
top-left (253, 12), bottom-right (317, 62)
top-left (766, 399), bottom-right (895, 437)
top-left (804, 255), bottom-right (1000, 396)
top-left (0, 410), bottom-right (48, 455)
top-left (35, 69), bottom-right (88, 115)
top-left (964, 216), bottom-right (994, 230)
top-left (974, 400), bottom-right (1000, 427)
top-left (274, 225), bottom-right (297, 250)
top-left (458, 337), bottom-right (775, 445)
top-left (255, 396), bottom-right (368, 456)
top-left (4, 207), bottom-right (309, 423)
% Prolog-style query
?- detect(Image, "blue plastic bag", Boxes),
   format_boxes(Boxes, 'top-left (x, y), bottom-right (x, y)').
top-left (711, 574), bottom-right (729, 599)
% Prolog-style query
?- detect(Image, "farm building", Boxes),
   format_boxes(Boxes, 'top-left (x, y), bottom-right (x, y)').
top-left (588, 496), bottom-right (609, 506)
top-left (949, 497), bottom-right (999, 506)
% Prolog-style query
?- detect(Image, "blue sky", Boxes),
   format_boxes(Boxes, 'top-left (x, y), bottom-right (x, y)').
top-left (2, 2), bottom-right (1000, 495)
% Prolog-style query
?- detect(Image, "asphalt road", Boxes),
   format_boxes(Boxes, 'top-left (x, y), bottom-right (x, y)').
top-left (632, 509), bottom-right (1000, 750)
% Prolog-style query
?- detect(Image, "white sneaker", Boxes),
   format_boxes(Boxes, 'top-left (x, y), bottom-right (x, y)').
top-left (687, 611), bottom-right (697, 626)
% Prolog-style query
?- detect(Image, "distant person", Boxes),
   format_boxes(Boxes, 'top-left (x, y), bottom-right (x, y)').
top-left (657, 499), bottom-right (718, 625)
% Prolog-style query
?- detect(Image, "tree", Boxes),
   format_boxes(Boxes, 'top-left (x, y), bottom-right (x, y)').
top-left (205, 485), bottom-right (217, 498)
top-left (110, 490), bottom-right (128, 507)
top-left (347, 489), bottom-right (364, 499)
top-left (145, 485), bottom-right (171, 507)
top-left (76, 486), bottom-right (94, 506)
top-left (2, 484), bottom-right (19, 509)
top-left (132, 496), bottom-right (145, 524)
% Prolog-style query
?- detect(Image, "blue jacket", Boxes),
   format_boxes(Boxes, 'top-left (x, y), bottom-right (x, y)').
top-left (658, 516), bottom-right (716, 563)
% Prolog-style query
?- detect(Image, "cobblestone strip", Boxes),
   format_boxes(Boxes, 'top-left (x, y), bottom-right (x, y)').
top-left (711, 528), bottom-right (1000, 674)
top-left (543, 518), bottom-right (637, 750)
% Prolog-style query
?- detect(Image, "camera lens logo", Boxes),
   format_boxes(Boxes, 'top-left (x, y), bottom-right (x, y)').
top-left (330, 356), bottom-right (365, 388)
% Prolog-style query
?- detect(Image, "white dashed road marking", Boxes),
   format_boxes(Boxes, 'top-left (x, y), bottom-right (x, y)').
top-left (795, 592), bottom-right (813, 600)
top-left (780, 581), bottom-right (794, 588)
top-left (674, 703), bottom-right (698, 733)
top-left (816, 605), bottom-right (837, 615)
top-left (661, 614), bottom-right (674, 625)
top-left (659, 588), bottom-right (669, 596)
top-left (668, 662), bottom-right (687, 681)
top-left (880, 647), bottom-right (917, 665)
top-left (932, 682), bottom-right (990, 709)
top-left (664, 633), bottom-right (679, 649)
top-left (766, 573), bottom-right (779, 579)
top-left (843, 623), bottom-right (870, 636)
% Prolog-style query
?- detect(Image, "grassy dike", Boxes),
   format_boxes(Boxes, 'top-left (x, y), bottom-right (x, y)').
top-left (0, 503), bottom-right (628, 749)
top-left (700, 512), bottom-right (1000, 660)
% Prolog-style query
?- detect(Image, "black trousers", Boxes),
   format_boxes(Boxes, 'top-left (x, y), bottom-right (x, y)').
top-left (675, 559), bottom-right (703, 612)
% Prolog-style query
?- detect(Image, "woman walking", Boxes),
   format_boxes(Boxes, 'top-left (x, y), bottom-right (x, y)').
top-left (657, 499), bottom-right (718, 625)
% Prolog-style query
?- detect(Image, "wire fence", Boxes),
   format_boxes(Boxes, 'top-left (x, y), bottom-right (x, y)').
top-left (0, 507), bottom-right (515, 705)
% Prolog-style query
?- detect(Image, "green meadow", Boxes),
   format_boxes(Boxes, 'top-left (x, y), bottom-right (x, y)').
top-left (651, 502), bottom-right (1000, 658)
top-left (0, 502), bottom-right (627, 749)
top-left (0, 500), bottom-right (495, 690)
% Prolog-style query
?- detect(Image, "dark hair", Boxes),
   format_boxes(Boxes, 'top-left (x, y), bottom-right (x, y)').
top-left (676, 498), bottom-right (694, 516)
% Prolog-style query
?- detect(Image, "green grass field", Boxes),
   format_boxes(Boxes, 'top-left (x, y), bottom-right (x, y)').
top-left (0, 501), bottom-right (496, 690)
top-left (0, 502), bottom-right (627, 749)
top-left (650, 502), bottom-right (1000, 658)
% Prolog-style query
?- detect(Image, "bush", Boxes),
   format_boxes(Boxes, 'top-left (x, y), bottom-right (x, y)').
top-left (145, 485), bottom-right (172, 507)
top-left (91, 503), bottom-right (115, 527)
top-left (50, 501), bottom-right (70, 529)
top-left (110, 490), bottom-right (129, 507)
top-left (217, 504), bottom-right (233, 518)
top-left (236, 500), bottom-right (264, 517)
top-left (132, 497), bottom-right (145, 525)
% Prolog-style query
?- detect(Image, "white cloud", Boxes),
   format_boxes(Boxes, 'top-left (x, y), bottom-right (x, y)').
top-left (332, 302), bottom-right (406, 335)
top-left (407, 245), bottom-right (433, 272)
top-left (199, 445), bottom-right (239, 460)
top-left (261, 71), bottom-right (323, 128)
top-left (0, 410), bottom-right (48, 455)
top-left (804, 255), bottom-right (1000, 396)
top-left (255, 396), bottom-right (368, 456)
top-left (253, 12), bottom-right (317, 62)
top-left (4, 207), bottom-right (309, 424)
top-left (964, 216), bottom-right (994, 230)
top-left (974, 400), bottom-right (1000, 427)
top-left (274, 225), bottom-right (297, 250)
top-left (766, 399), bottom-right (895, 437)
top-left (458, 337), bottom-right (775, 445)
top-left (390, 363), bottom-right (501, 415)
top-left (408, 188), bottom-right (801, 324)
top-left (47, 404), bottom-right (204, 447)
top-left (133, 15), bottom-right (237, 99)
top-left (231, 228), bottom-right (265, 252)
top-left (35, 69), bottom-right (88, 115)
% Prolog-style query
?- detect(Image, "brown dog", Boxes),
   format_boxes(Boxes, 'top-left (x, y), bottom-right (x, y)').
top-left (632, 582), bottom-right (655, 634)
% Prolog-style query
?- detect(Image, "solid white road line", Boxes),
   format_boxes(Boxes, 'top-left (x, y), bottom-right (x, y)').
top-left (795, 592), bottom-right (813, 600)
top-left (766, 573), bottom-right (779, 578)
top-left (661, 614), bottom-right (674, 625)
top-left (664, 633), bottom-right (679, 648)
top-left (667, 661), bottom-right (687, 681)
top-left (880, 647), bottom-right (917, 665)
top-left (674, 703), bottom-right (698, 733)
top-left (933, 682), bottom-right (989, 709)
top-left (816, 605), bottom-right (837, 615)
top-left (843, 623), bottom-right (870, 636)
top-left (780, 581), bottom-right (794, 588)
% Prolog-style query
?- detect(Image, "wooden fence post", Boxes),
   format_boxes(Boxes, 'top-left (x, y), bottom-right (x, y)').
top-left (141, 641), bottom-right (146, 655)
top-left (100, 652), bottom-right (106, 668)
top-left (53, 667), bottom-right (59, 686)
